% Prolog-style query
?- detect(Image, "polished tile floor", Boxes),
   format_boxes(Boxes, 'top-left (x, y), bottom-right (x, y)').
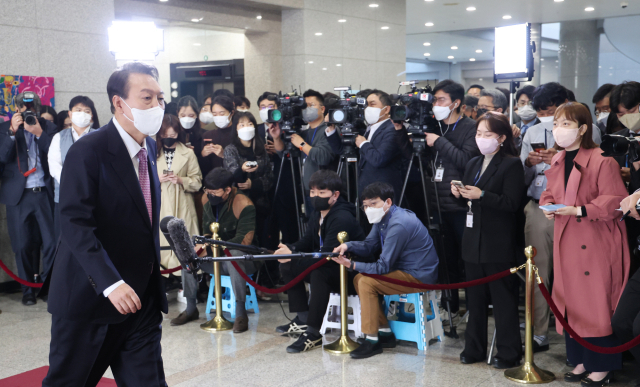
top-left (0, 291), bottom-right (637, 386)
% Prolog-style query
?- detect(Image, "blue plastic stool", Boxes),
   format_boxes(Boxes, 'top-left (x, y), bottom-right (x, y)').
top-left (205, 274), bottom-right (259, 318)
top-left (383, 291), bottom-right (443, 350)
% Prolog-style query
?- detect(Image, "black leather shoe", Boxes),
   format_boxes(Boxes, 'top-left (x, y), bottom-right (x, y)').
top-left (378, 332), bottom-right (397, 348)
top-left (564, 371), bottom-right (589, 383)
top-left (350, 339), bottom-right (383, 359)
top-left (459, 352), bottom-right (485, 365)
top-left (170, 309), bottom-right (199, 326)
top-left (492, 357), bottom-right (520, 369)
top-left (581, 371), bottom-right (614, 386)
top-left (22, 294), bottom-right (36, 306)
top-left (532, 340), bottom-right (549, 353)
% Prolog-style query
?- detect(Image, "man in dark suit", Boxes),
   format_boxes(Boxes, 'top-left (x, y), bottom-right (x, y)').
top-left (0, 92), bottom-right (57, 306)
top-left (42, 62), bottom-right (168, 386)
top-left (325, 89), bottom-right (404, 203)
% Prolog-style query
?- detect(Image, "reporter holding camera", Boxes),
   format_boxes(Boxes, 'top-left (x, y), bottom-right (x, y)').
top-left (325, 90), bottom-right (404, 203)
top-left (0, 92), bottom-right (57, 306)
top-left (451, 112), bottom-right (524, 368)
top-left (424, 80), bottom-right (480, 317)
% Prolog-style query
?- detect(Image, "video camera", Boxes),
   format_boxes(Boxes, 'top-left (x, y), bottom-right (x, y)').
top-left (390, 82), bottom-right (438, 139)
top-left (601, 134), bottom-right (640, 162)
top-left (326, 88), bottom-right (367, 149)
top-left (20, 91), bottom-right (38, 126)
top-left (264, 91), bottom-right (305, 141)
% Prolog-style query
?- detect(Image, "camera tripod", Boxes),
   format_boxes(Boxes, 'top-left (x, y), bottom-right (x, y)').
top-left (270, 140), bottom-right (308, 239)
top-left (398, 135), bottom-right (459, 338)
top-left (336, 142), bottom-right (361, 222)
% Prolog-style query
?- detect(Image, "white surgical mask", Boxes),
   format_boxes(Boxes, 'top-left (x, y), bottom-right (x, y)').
top-left (213, 115), bottom-right (230, 128)
top-left (238, 126), bottom-right (255, 141)
top-left (199, 112), bottom-right (214, 124)
top-left (537, 115), bottom-right (554, 123)
top-left (597, 112), bottom-right (610, 124)
top-left (120, 98), bottom-right (164, 136)
top-left (365, 203), bottom-right (388, 224)
top-left (237, 109), bottom-right (249, 113)
top-left (180, 117), bottom-right (196, 129)
top-left (71, 111), bottom-right (92, 129)
top-left (259, 108), bottom-right (270, 123)
top-left (365, 107), bottom-right (382, 126)
top-left (433, 103), bottom-right (455, 121)
top-left (517, 104), bottom-right (537, 121)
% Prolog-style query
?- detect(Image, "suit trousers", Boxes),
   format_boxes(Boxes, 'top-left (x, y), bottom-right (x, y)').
top-left (612, 268), bottom-right (640, 369)
top-left (463, 261), bottom-right (522, 363)
top-left (5, 189), bottom-right (56, 295)
top-left (43, 276), bottom-right (166, 387)
top-left (353, 270), bottom-right (423, 336)
top-left (524, 200), bottom-right (555, 337)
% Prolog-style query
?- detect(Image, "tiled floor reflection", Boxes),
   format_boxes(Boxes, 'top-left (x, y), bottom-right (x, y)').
top-left (0, 292), bottom-right (638, 386)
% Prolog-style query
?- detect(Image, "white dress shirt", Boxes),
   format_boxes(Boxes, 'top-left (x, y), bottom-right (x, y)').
top-left (103, 117), bottom-right (149, 298)
top-left (48, 126), bottom-right (91, 184)
top-left (358, 118), bottom-right (390, 148)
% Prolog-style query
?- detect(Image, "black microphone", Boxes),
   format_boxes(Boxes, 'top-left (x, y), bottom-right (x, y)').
top-left (167, 217), bottom-right (200, 273)
top-left (160, 216), bottom-right (176, 252)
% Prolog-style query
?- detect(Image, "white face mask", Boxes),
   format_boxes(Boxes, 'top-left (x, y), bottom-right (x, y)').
top-left (537, 115), bottom-right (554, 123)
top-left (433, 103), bottom-right (456, 121)
top-left (259, 108), bottom-right (270, 123)
top-left (180, 117), bottom-right (196, 129)
top-left (237, 109), bottom-right (249, 113)
top-left (199, 112), bottom-right (214, 124)
top-left (597, 112), bottom-right (610, 124)
top-left (365, 107), bottom-right (382, 126)
top-left (238, 126), bottom-right (255, 141)
top-left (517, 104), bottom-right (537, 121)
top-left (71, 111), bottom-right (92, 129)
top-left (213, 115), bottom-right (230, 128)
top-left (365, 202), bottom-right (388, 224)
top-left (120, 98), bottom-right (164, 136)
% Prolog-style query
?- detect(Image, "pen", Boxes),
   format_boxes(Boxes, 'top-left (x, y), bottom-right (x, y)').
top-left (620, 210), bottom-right (631, 222)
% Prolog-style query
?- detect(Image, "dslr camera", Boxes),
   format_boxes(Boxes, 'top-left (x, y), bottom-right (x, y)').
top-left (601, 134), bottom-right (640, 162)
top-left (326, 89), bottom-right (367, 149)
top-left (264, 91), bottom-right (305, 141)
top-left (20, 91), bottom-right (39, 126)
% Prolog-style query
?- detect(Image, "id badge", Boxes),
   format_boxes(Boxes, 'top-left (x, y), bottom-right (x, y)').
top-left (435, 167), bottom-right (445, 182)
top-left (535, 175), bottom-right (545, 187)
top-left (466, 211), bottom-right (474, 228)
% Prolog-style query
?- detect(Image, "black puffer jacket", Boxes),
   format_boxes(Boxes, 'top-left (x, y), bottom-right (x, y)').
top-left (427, 116), bottom-right (480, 213)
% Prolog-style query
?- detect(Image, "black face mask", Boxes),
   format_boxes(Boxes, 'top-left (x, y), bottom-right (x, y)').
top-left (476, 108), bottom-right (489, 118)
top-left (162, 137), bottom-right (178, 147)
top-left (207, 194), bottom-right (225, 207)
top-left (311, 196), bottom-right (332, 211)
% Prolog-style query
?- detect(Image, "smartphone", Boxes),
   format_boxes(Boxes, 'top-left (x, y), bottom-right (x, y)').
top-left (539, 204), bottom-right (566, 212)
top-left (163, 170), bottom-right (173, 175)
top-left (246, 161), bottom-right (258, 168)
top-left (451, 180), bottom-right (465, 189)
top-left (204, 139), bottom-right (212, 143)
top-left (531, 143), bottom-right (546, 152)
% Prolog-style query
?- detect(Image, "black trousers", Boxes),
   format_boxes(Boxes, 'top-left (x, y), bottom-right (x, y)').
top-left (280, 258), bottom-right (356, 330)
top-left (565, 333), bottom-right (622, 372)
top-left (43, 277), bottom-right (166, 387)
top-left (439, 211), bottom-right (466, 312)
top-left (612, 267), bottom-right (640, 369)
top-left (5, 189), bottom-right (56, 295)
top-left (54, 202), bottom-right (61, 243)
top-left (463, 261), bottom-right (522, 362)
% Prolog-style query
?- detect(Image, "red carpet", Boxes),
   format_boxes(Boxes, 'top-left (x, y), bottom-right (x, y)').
top-left (0, 366), bottom-right (117, 386)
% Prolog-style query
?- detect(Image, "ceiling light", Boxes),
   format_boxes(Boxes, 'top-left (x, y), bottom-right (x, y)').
top-left (469, 58), bottom-right (476, 61)
top-left (425, 0), bottom-right (434, 2)
top-left (424, 53), bottom-right (431, 56)
top-left (159, 0), bottom-right (168, 2)
top-left (381, 26), bottom-right (389, 30)
top-left (193, 43), bottom-right (201, 46)
top-left (541, 58), bottom-right (544, 61)
top-left (476, 49), bottom-right (482, 53)
top-left (554, 0), bottom-right (564, 2)
top-left (479, 78), bottom-right (483, 81)
top-left (315, 32), bottom-right (322, 36)
top-left (425, 22), bottom-right (434, 26)
top-left (466, 6), bottom-right (476, 11)
top-left (423, 42), bottom-right (431, 46)
top-left (308, 61), bottom-right (314, 64)
top-left (338, 19), bottom-right (346, 22)
top-left (502, 15), bottom-right (512, 19)
top-left (555, 60), bottom-right (558, 62)
top-left (322, 68), bottom-right (327, 70)
top-left (337, 64), bottom-right (342, 66)
top-left (191, 18), bottom-right (200, 22)
top-left (451, 46), bottom-right (458, 50)
top-left (256, 15), bottom-right (262, 20)
top-left (585, 6), bottom-right (594, 11)
top-left (448, 55), bottom-right (454, 59)
top-left (369, 4), bottom-right (379, 7)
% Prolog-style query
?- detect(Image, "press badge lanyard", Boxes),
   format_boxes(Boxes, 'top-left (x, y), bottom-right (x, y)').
top-left (434, 116), bottom-right (461, 182)
top-left (467, 164), bottom-right (483, 228)
top-left (534, 130), bottom-right (551, 188)
top-left (17, 131), bottom-right (38, 177)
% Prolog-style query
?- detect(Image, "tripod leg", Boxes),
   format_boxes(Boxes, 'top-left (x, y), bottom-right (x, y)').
top-left (345, 156), bottom-right (351, 205)
top-left (267, 151), bottom-right (288, 226)
top-left (289, 154), bottom-right (303, 239)
top-left (354, 159), bottom-right (361, 222)
top-left (337, 158), bottom-right (344, 176)
top-left (295, 157), bottom-right (308, 234)
top-left (399, 156), bottom-right (415, 205)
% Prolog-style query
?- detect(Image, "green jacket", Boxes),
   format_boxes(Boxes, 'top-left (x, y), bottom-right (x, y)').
top-left (203, 188), bottom-right (257, 245)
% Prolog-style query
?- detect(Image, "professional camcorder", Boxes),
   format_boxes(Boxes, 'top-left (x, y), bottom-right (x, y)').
top-left (389, 83), bottom-right (439, 151)
top-left (264, 91), bottom-right (305, 141)
top-left (601, 134), bottom-right (640, 162)
top-left (20, 91), bottom-right (39, 126)
top-left (326, 90), bottom-right (367, 148)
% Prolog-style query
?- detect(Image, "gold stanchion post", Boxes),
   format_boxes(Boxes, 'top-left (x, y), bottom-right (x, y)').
top-left (200, 222), bottom-right (234, 332)
top-left (324, 232), bottom-right (360, 354)
top-left (504, 246), bottom-right (555, 384)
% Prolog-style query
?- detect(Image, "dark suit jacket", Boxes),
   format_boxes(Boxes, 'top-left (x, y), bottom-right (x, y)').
top-left (45, 120), bottom-right (168, 324)
top-left (0, 118), bottom-right (56, 205)
top-left (327, 119), bottom-right (403, 201)
top-left (459, 153), bottom-right (525, 264)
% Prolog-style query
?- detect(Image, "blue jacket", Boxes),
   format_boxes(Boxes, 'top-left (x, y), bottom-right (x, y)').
top-left (346, 205), bottom-right (439, 284)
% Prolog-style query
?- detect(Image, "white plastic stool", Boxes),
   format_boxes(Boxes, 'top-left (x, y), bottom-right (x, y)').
top-left (320, 293), bottom-right (363, 339)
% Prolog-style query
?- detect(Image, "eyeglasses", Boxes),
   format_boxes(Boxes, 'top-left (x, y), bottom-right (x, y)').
top-left (360, 200), bottom-right (382, 212)
top-left (477, 105), bottom-right (495, 111)
top-left (517, 101), bottom-right (532, 107)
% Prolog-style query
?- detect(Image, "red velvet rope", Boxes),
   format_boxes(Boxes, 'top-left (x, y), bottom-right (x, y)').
top-left (538, 282), bottom-right (640, 354)
top-left (0, 259), bottom-right (43, 288)
top-left (362, 269), bottom-right (513, 290)
top-left (160, 266), bottom-right (182, 275)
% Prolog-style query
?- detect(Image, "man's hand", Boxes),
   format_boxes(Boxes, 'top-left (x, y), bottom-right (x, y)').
top-left (621, 167), bottom-right (632, 182)
top-left (425, 133), bottom-right (440, 147)
top-left (355, 135), bottom-right (367, 147)
top-left (526, 151), bottom-right (543, 167)
top-left (290, 133), bottom-right (305, 148)
top-left (621, 191), bottom-right (640, 220)
top-left (539, 148), bottom-right (557, 165)
top-left (107, 283), bottom-right (141, 315)
top-left (267, 122), bottom-right (281, 138)
top-left (24, 118), bottom-right (43, 137)
top-left (265, 140), bottom-right (276, 155)
top-left (332, 256), bottom-right (351, 268)
top-left (10, 113), bottom-right (23, 134)
top-left (333, 243), bottom-right (348, 257)
top-left (511, 124), bottom-right (521, 139)
top-left (274, 243), bottom-right (292, 263)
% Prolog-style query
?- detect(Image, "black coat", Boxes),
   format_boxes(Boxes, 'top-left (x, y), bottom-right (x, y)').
top-left (611, 128), bottom-right (640, 194)
top-left (459, 153), bottom-right (525, 264)
top-left (428, 116), bottom-right (480, 213)
top-left (0, 118), bottom-right (56, 205)
top-left (45, 120), bottom-right (168, 324)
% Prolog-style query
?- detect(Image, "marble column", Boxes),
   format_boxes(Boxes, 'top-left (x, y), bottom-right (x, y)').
top-left (558, 20), bottom-right (600, 110)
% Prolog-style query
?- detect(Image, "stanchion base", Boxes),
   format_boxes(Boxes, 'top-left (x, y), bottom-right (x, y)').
top-left (504, 362), bottom-right (555, 384)
top-left (323, 335), bottom-right (360, 354)
top-left (200, 316), bottom-right (233, 332)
